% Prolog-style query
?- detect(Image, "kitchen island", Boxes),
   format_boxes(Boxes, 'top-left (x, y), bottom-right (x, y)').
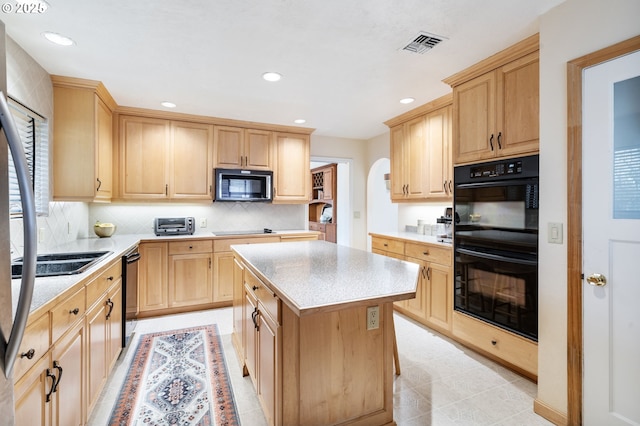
top-left (232, 240), bottom-right (420, 426)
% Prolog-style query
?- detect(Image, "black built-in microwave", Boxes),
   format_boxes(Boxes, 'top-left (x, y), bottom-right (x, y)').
top-left (214, 168), bottom-right (273, 202)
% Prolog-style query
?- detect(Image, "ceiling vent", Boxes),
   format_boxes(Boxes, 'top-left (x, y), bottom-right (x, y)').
top-left (402, 32), bottom-right (446, 54)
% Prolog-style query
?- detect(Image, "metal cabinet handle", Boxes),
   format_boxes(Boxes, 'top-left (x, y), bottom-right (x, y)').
top-left (426, 267), bottom-right (431, 280)
top-left (96, 177), bottom-right (102, 191)
top-left (251, 307), bottom-right (260, 331)
top-left (69, 308), bottom-right (80, 315)
top-left (51, 361), bottom-right (63, 394)
top-left (489, 134), bottom-right (494, 151)
top-left (20, 349), bottom-right (35, 359)
top-left (107, 276), bottom-right (114, 281)
top-left (449, 180), bottom-right (453, 193)
top-left (252, 285), bottom-right (259, 291)
top-left (45, 369), bottom-right (56, 402)
top-left (106, 299), bottom-right (114, 320)
top-left (497, 132), bottom-right (502, 149)
top-left (423, 251), bottom-right (429, 256)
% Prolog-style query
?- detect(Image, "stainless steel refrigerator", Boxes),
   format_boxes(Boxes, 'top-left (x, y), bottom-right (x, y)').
top-left (0, 20), bottom-right (37, 425)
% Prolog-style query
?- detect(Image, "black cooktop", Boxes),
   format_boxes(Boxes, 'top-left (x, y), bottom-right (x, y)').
top-left (213, 228), bottom-right (275, 236)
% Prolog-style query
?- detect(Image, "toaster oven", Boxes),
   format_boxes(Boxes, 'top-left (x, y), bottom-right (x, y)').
top-left (154, 217), bottom-right (195, 236)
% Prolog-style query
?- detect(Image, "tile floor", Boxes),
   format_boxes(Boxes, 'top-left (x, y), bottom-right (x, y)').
top-left (88, 308), bottom-right (554, 425)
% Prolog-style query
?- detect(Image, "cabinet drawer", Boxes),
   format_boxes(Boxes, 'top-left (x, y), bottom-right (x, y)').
top-left (279, 234), bottom-right (318, 242)
top-left (245, 269), bottom-right (279, 322)
top-left (86, 260), bottom-right (122, 305)
top-left (452, 311), bottom-right (537, 376)
top-left (169, 240), bottom-right (212, 255)
top-left (371, 237), bottom-right (404, 256)
top-left (13, 313), bottom-right (50, 379)
top-left (214, 237), bottom-right (279, 252)
top-left (309, 222), bottom-right (325, 232)
top-left (51, 287), bottom-right (86, 343)
top-left (405, 242), bottom-right (451, 266)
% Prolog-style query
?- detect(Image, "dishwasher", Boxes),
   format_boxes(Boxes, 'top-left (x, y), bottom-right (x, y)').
top-left (122, 246), bottom-right (141, 347)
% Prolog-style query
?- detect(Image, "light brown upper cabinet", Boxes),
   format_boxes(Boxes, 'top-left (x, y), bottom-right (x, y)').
top-left (52, 76), bottom-right (117, 202)
top-left (214, 126), bottom-right (271, 170)
top-left (272, 132), bottom-right (310, 203)
top-left (385, 94), bottom-right (453, 202)
top-left (118, 115), bottom-right (213, 200)
top-left (444, 34), bottom-right (539, 165)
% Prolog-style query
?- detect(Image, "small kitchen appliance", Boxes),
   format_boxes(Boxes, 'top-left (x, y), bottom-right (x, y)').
top-left (154, 217), bottom-right (195, 236)
top-left (436, 207), bottom-right (455, 243)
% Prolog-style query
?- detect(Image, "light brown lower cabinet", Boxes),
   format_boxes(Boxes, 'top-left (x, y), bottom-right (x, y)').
top-left (14, 258), bottom-right (123, 426)
top-left (168, 240), bottom-right (213, 308)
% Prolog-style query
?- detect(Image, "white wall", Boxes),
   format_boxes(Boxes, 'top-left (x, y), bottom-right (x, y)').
top-left (537, 0), bottom-right (640, 417)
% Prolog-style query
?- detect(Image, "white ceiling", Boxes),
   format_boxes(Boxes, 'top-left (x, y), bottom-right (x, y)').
top-left (2, 0), bottom-right (563, 140)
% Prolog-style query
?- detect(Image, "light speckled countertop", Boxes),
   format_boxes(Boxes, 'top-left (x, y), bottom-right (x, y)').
top-left (369, 231), bottom-right (453, 247)
top-left (12, 229), bottom-right (317, 316)
top-left (232, 240), bottom-right (420, 316)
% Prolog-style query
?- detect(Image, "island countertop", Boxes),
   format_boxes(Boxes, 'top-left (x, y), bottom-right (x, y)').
top-left (232, 240), bottom-right (419, 316)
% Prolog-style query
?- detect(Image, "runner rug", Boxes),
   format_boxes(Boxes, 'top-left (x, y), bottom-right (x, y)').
top-left (109, 325), bottom-right (240, 425)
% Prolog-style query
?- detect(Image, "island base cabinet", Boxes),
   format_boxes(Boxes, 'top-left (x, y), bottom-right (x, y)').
top-left (280, 303), bottom-right (395, 426)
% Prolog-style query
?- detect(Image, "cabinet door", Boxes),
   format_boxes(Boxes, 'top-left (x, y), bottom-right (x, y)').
top-left (139, 242), bottom-right (169, 312)
top-left (171, 122), bottom-right (213, 199)
top-left (453, 71), bottom-right (497, 164)
top-left (243, 289), bottom-right (258, 383)
top-left (86, 298), bottom-right (108, 414)
top-left (51, 322), bottom-right (85, 426)
top-left (257, 308), bottom-right (279, 426)
top-left (389, 125), bottom-right (407, 200)
top-left (169, 253), bottom-right (213, 307)
top-left (496, 52), bottom-right (539, 157)
top-left (119, 116), bottom-right (170, 199)
top-left (14, 354), bottom-right (51, 426)
top-left (425, 262), bottom-right (452, 332)
top-left (322, 168), bottom-right (334, 200)
top-left (425, 106), bottom-right (452, 198)
top-left (402, 259), bottom-right (427, 320)
top-left (214, 252), bottom-right (234, 302)
top-left (106, 284), bottom-right (123, 370)
top-left (214, 126), bottom-right (244, 168)
top-left (245, 129), bottom-right (272, 170)
top-left (405, 116), bottom-right (428, 199)
top-left (273, 133), bottom-right (310, 203)
top-left (95, 97), bottom-right (113, 201)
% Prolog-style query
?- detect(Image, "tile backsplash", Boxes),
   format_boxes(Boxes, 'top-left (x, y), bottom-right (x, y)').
top-left (89, 202), bottom-right (305, 235)
top-left (10, 201), bottom-right (305, 257)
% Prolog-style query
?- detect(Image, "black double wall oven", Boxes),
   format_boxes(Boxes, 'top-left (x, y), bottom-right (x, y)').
top-left (453, 154), bottom-right (539, 341)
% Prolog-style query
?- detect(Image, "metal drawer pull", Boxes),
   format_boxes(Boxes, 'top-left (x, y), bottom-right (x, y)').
top-left (51, 360), bottom-right (63, 394)
top-left (489, 134), bottom-right (494, 151)
top-left (107, 276), bottom-right (114, 281)
top-left (20, 349), bottom-right (35, 359)
top-left (252, 285), bottom-right (259, 291)
top-left (69, 308), bottom-right (80, 315)
top-left (106, 299), bottom-right (114, 320)
top-left (423, 251), bottom-right (429, 256)
top-left (45, 369), bottom-right (56, 402)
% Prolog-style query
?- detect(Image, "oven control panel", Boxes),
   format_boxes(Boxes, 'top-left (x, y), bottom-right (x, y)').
top-left (469, 159), bottom-right (523, 178)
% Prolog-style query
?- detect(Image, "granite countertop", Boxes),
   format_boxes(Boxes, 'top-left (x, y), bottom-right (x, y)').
top-left (369, 231), bottom-right (453, 247)
top-left (12, 230), bottom-right (317, 316)
top-left (232, 240), bottom-right (420, 316)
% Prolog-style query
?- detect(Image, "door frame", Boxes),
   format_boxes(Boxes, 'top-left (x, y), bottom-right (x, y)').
top-left (566, 35), bottom-right (640, 426)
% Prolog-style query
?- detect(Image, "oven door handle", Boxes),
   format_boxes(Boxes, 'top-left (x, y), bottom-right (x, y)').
top-left (456, 248), bottom-right (537, 266)
top-left (126, 252), bottom-right (141, 264)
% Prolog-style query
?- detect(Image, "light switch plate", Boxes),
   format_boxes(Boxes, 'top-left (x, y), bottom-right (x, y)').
top-left (548, 222), bottom-right (563, 244)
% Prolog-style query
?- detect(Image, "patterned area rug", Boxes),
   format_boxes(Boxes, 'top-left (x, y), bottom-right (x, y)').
top-left (109, 325), bottom-right (240, 425)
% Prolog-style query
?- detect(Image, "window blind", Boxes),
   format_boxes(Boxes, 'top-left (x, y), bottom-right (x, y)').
top-left (7, 97), bottom-right (49, 216)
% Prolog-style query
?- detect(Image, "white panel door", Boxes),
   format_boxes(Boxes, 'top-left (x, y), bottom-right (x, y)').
top-left (582, 49), bottom-right (640, 425)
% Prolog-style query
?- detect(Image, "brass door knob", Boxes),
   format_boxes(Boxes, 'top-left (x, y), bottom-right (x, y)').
top-left (586, 273), bottom-right (607, 287)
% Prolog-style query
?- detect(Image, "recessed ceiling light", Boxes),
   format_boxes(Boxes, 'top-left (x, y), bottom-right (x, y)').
top-left (262, 72), bottom-right (282, 82)
top-left (161, 101), bottom-right (176, 108)
top-left (400, 97), bottom-right (415, 104)
top-left (42, 31), bottom-right (75, 46)
top-left (294, 119), bottom-right (306, 124)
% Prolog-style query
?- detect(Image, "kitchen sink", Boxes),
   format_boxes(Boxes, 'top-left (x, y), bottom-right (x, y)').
top-left (11, 250), bottom-right (112, 279)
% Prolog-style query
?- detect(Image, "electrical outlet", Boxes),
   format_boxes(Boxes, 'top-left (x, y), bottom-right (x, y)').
top-left (367, 306), bottom-right (379, 330)
top-left (38, 228), bottom-right (45, 243)
top-left (200, 218), bottom-right (207, 228)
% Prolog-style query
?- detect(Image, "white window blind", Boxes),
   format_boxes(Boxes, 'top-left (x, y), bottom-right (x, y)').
top-left (7, 97), bottom-right (49, 216)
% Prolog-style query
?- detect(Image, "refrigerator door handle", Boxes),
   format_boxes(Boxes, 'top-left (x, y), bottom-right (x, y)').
top-left (0, 91), bottom-right (37, 379)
